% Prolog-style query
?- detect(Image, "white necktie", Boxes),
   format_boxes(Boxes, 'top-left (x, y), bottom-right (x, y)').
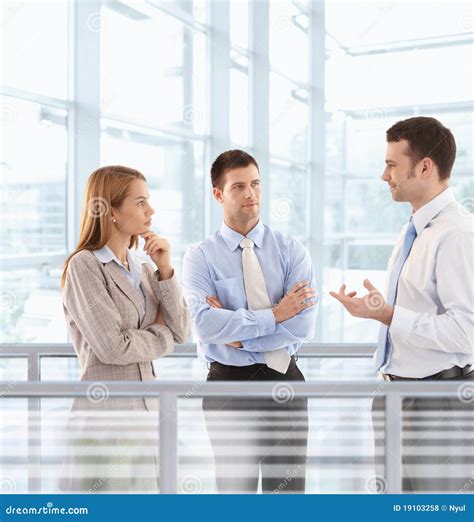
top-left (240, 237), bottom-right (291, 374)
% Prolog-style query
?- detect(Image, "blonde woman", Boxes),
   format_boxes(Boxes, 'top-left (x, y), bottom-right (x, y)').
top-left (59, 165), bottom-right (190, 492)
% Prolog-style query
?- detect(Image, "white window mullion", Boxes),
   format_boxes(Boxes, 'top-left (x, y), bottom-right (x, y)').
top-left (69, 0), bottom-right (101, 250)
top-left (207, 0), bottom-right (230, 235)
top-left (308, 0), bottom-right (325, 342)
top-left (250, 0), bottom-right (270, 224)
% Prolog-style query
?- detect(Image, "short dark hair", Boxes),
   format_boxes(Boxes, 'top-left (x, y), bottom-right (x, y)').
top-left (386, 116), bottom-right (456, 180)
top-left (210, 149), bottom-right (259, 188)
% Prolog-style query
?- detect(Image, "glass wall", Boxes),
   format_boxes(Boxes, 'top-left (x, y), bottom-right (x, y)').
top-left (1, 0), bottom-right (472, 346)
top-left (1, 1), bottom-right (69, 343)
top-left (322, 0), bottom-right (474, 342)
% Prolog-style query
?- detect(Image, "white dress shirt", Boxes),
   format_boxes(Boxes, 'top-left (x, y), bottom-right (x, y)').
top-left (381, 187), bottom-right (474, 378)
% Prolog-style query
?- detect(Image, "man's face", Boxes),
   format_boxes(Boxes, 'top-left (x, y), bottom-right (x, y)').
top-left (213, 164), bottom-right (261, 222)
top-left (382, 140), bottom-right (421, 202)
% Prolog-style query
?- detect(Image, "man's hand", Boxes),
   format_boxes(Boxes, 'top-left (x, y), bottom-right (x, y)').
top-left (226, 341), bottom-right (243, 348)
top-left (329, 279), bottom-right (393, 325)
top-left (206, 295), bottom-right (243, 348)
top-left (272, 280), bottom-right (317, 323)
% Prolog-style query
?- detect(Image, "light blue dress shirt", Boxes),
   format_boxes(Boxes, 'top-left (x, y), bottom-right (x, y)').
top-left (93, 245), bottom-right (147, 321)
top-left (182, 220), bottom-right (318, 365)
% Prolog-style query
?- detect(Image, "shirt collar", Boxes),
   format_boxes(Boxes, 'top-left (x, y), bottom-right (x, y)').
top-left (412, 187), bottom-right (455, 235)
top-left (220, 220), bottom-right (265, 252)
top-left (93, 245), bottom-right (147, 271)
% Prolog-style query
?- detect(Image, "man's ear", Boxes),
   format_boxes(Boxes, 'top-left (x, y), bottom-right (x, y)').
top-left (213, 186), bottom-right (224, 204)
top-left (420, 157), bottom-right (434, 179)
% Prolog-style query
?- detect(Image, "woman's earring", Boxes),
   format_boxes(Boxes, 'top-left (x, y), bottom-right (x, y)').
top-left (113, 218), bottom-right (117, 224)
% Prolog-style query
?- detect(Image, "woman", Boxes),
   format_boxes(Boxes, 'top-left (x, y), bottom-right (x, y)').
top-left (59, 165), bottom-right (190, 492)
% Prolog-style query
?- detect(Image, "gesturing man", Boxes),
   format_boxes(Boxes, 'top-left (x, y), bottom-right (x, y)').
top-left (330, 117), bottom-right (473, 492)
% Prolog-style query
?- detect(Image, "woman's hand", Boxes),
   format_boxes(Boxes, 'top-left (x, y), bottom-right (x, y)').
top-left (141, 232), bottom-right (173, 279)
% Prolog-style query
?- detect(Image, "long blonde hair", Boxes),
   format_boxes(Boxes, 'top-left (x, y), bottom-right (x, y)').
top-left (61, 165), bottom-right (146, 288)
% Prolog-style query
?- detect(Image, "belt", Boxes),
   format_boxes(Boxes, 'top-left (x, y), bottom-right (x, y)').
top-left (383, 364), bottom-right (473, 381)
top-left (208, 354), bottom-right (297, 370)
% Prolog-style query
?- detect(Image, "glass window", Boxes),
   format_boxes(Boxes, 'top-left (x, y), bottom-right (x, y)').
top-left (100, 5), bottom-right (206, 134)
top-left (344, 179), bottom-right (410, 235)
top-left (326, 1), bottom-right (473, 47)
top-left (323, 5), bottom-right (474, 343)
top-left (269, 73), bottom-right (308, 162)
top-left (269, 1), bottom-right (308, 82)
top-left (0, 358), bottom-right (27, 381)
top-left (230, 65), bottom-right (249, 146)
top-left (100, 123), bottom-right (205, 277)
top-left (230, 0), bottom-right (249, 49)
top-left (326, 45), bottom-right (474, 109)
top-left (41, 357), bottom-right (80, 381)
top-left (193, 0), bottom-right (207, 24)
top-left (0, 96), bottom-right (68, 343)
top-left (269, 163), bottom-right (307, 241)
top-left (0, 1), bottom-right (68, 99)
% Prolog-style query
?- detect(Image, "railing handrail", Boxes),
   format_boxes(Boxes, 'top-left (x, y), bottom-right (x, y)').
top-left (0, 342), bottom-right (376, 357)
top-left (1, 347), bottom-right (467, 496)
top-left (1, 379), bottom-right (467, 495)
top-left (0, 379), bottom-right (464, 397)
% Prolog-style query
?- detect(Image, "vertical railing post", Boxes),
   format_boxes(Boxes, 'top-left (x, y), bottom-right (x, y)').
top-left (159, 391), bottom-right (178, 494)
top-left (27, 353), bottom-right (41, 493)
top-left (385, 391), bottom-right (402, 493)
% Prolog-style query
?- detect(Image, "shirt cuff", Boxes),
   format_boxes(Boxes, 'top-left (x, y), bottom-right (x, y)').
top-left (389, 305), bottom-right (417, 339)
top-left (254, 309), bottom-right (276, 337)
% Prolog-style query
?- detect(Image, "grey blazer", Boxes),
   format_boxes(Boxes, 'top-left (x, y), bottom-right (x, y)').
top-left (62, 249), bottom-right (191, 412)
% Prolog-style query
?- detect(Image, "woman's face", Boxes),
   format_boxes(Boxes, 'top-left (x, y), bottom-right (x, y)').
top-left (111, 179), bottom-right (155, 236)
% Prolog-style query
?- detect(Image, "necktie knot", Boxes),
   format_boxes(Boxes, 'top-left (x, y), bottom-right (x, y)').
top-left (240, 238), bottom-right (254, 249)
top-left (407, 218), bottom-right (417, 238)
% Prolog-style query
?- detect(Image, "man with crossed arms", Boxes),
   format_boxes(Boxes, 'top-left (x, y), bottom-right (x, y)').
top-left (182, 149), bottom-right (318, 493)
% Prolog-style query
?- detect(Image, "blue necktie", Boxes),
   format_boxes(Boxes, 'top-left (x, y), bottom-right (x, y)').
top-left (375, 218), bottom-right (417, 371)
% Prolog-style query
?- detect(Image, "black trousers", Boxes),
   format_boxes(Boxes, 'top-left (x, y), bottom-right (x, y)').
top-left (202, 357), bottom-right (308, 494)
top-left (372, 370), bottom-right (473, 492)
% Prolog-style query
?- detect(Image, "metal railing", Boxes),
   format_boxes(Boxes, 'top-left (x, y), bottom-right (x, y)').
top-left (0, 342), bottom-right (376, 383)
top-left (0, 379), bottom-right (463, 494)
top-left (1, 344), bottom-right (464, 494)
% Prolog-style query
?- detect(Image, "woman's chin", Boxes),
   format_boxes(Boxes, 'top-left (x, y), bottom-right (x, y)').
top-left (136, 226), bottom-right (151, 236)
